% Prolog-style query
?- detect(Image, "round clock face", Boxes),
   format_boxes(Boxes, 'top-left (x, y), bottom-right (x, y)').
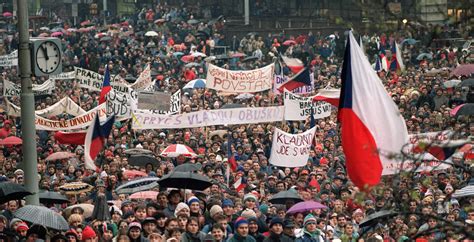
top-left (36, 41), bottom-right (61, 74)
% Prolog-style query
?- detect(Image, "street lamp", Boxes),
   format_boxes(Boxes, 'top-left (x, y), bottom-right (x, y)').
top-left (402, 19), bottom-right (408, 24)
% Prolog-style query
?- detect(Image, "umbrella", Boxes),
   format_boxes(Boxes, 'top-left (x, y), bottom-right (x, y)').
top-left (158, 171), bottom-right (212, 190)
top-left (59, 182), bottom-right (93, 195)
top-left (3, 12), bottom-right (12, 18)
top-left (80, 20), bottom-right (92, 26)
top-left (100, 36), bottom-right (112, 42)
top-left (452, 177), bottom-right (474, 198)
top-left (67, 28), bottom-right (77, 32)
top-left (145, 31), bottom-right (159, 37)
top-left (416, 53), bottom-right (433, 60)
top-left (64, 204), bottom-right (94, 218)
top-left (215, 54), bottom-right (230, 60)
top-left (191, 52), bottom-right (207, 58)
top-left (39, 191), bottom-right (69, 204)
top-left (287, 200), bottom-right (327, 214)
top-left (235, 93), bottom-right (254, 100)
top-left (231, 53), bottom-right (246, 58)
top-left (38, 33), bottom-right (49, 37)
top-left (221, 103), bottom-right (245, 109)
top-left (283, 40), bottom-right (297, 46)
top-left (124, 148), bottom-right (153, 155)
top-left (45, 151), bottom-right (75, 161)
top-left (187, 19), bottom-right (200, 24)
top-left (181, 55), bottom-right (194, 63)
top-left (129, 191), bottom-right (159, 200)
top-left (92, 194), bottom-right (110, 221)
top-left (185, 62), bottom-right (201, 68)
top-left (94, 32), bottom-right (107, 39)
top-left (51, 31), bottom-right (63, 37)
top-left (0, 183), bottom-right (32, 204)
top-left (0, 136), bottom-right (22, 145)
top-left (183, 79), bottom-right (206, 89)
top-left (443, 79), bottom-right (461, 88)
top-left (359, 210), bottom-right (399, 228)
top-left (173, 52), bottom-right (184, 57)
top-left (115, 177), bottom-right (160, 194)
top-left (14, 205), bottom-right (69, 231)
top-left (460, 78), bottom-right (474, 87)
top-left (128, 155), bottom-right (158, 167)
top-left (123, 170), bottom-right (148, 179)
top-left (124, 74), bottom-right (137, 82)
top-left (243, 56), bottom-right (259, 62)
top-left (173, 163), bottom-right (202, 172)
top-left (269, 190), bottom-right (303, 204)
top-left (154, 19), bottom-right (166, 24)
top-left (453, 103), bottom-right (474, 117)
top-left (195, 30), bottom-right (210, 38)
top-left (161, 144), bottom-right (197, 158)
top-left (451, 64), bottom-right (474, 77)
top-left (401, 38), bottom-right (418, 45)
top-left (204, 56), bottom-right (217, 62)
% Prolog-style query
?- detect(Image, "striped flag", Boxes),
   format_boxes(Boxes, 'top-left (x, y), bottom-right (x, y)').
top-left (99, 65), bottom-right (111, 104)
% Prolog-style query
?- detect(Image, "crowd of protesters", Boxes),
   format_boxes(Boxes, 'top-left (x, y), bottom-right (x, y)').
top-left (0, 1), bottom-right (473, 242)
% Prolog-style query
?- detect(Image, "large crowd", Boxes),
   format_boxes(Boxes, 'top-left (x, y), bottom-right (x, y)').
top-left (0, 2), bottom-right (473, 242)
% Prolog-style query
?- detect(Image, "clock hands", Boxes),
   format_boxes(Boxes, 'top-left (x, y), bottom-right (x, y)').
top-left (41, 46), bottom-right (49, 61)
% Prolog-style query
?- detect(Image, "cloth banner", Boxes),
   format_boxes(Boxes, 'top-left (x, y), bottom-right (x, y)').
top-left (273, 74), bottom-right (314, 95)
top-left (383, 156), bottom-right (450, 175)
top-left (0, 50), bottom-right (18, 66)
top-left (206, 63), bottom-right (274, 93)
top-left (283, 90), bottom-right (332, 121)
top-left (128, 64), bottom-right (153, 91)
top-left (35, 103), bottom-right (108, 131)
top-left (108, 90), bottom-right (181, 117)
top-left (3, 79), bottom-right (55, 97)
top-left (408, 130), bottom-right (454, 144)
top-left (49, 71), bottom-right (76, 80)
top-left (132, 106), bottom-right (284, 129)
top-left (74, 67), bottom-right (130, 93)
top-left (269, 127), bottom-right (317, 167)
top-left (6, 97), bottom-right (86, 117)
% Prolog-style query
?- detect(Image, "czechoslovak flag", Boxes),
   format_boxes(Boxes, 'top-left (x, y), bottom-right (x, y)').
top-left (84, 112), bottom-right (115, 170)
top-left (338, 32), bottom-right (408, 189)
top-left (99, 65), bottom-right (111, 104)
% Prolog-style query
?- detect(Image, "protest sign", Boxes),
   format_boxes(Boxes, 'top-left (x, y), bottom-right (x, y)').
top-left (283, 90), bottom-right (332, 121)
top-left (383, 154), bottom-right (450, 175)
top-left (74, 67), bottom-right (129, 93)
top-left (206, 63), bottom-right (274, 93)
top-left (132, 106), bottom-right (284, 129)
top-left (269, 127), bottom-right (317, 167)
top-left (49, 71), bottom-right (76, 80)
top-left (6, 97), bottom-right (86, 117)
top-left (138, 91), bottom-right (171, 110)
top-left (408, 130), bottom-right (454, 144)
top-left (0, 50), bottom-right (18, 67)
top-left (35, 103), bottom-right (108, 131)
top-left (3, 79), bottom-right (55, 97)
top-left (129, 64), bottom-right (153, 91)
top-left (106, 90), bottom-right (131, 118)
top-left (274, 74), bottom-right (314, 95)
top-left (132, 90), bottom-right (181, 115)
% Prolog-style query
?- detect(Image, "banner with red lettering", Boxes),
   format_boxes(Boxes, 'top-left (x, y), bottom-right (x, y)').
top-left (269, 127), bottom-right (317, 167)
top-left (206, 63), bottom-right (274, 93)
top-left (35, 103), bottom-right (107, 131)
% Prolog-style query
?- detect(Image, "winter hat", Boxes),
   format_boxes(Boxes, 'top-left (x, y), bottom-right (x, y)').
top-left (187, 196), bottom-right (200, 206)
top-left (222, 199), bottom-right (234, 207)
top-left (81, 226), bottom-right (97, 240)
top-left (269, 217), bottom-right (284, 228)
top-left (128, 222), bottom-right (142, 231)
top-left (101, 223), bottom-right (118, 237)
top-left (210, 205), bottom-right (223, 217)
top-left (16, 222), bottom-right (29, 232)
top-left (241, 208), bottom-right (257, 219)
top-left (243, 193), bottom-right (257, 202)
top-left (234, 217), bottom-right (249, 230)
top-left (444, 183), bottom-right (453, 192)
top-left (174, 202), bottom-right (190, 217)
top-left (9, 218), bottom-right (22, 229)
top-left (303, 214), bottom-right (317, 227)
top-left (259, 204), bottom-right (269, 214)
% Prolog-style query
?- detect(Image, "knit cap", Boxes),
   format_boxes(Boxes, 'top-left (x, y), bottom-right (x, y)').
top-left (269, 217), bottom-right (283, 228)
top-left (210, 205), bottom-right (224, 217)
top-left (303, 214), bottom-right (317, 227)
top-left (174, 202), bottom-right (190, 217)
top-left (243, 193), bottom-right (257, 202)
top-left (187, 196), bottom-right (200, 206)
top-left (234, 217), bottom-right (249, 230)
top-left (241, 208), bottom-right (256, 219)
top-left (81, 226), bottom-right (97, 240)
top-left (222, 199), bottom-right (234, 207)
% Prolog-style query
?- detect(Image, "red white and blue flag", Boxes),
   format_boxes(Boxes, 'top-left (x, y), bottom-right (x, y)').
top-left (389, 42), bottom-right (405, 72)
top-left (313, 88), bottom-right (340, 107)
top-left (84, 113), bottom-right (115, 170)
top-left (233, 173), bottom-right (247, 192)
top-left (99, 65), bottom-right (111, 104)
top-left (277, 68), bottom-right (312, 92)
top-left (281, 56), bottom-right (304, 74)
top-left (338, 32), bottom-right (408, 189)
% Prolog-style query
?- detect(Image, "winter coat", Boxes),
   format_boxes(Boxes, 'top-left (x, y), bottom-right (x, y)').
top-left (227, 233), bottom-right (257, 242)
top-left (262, 232), bottom-right (294, 242)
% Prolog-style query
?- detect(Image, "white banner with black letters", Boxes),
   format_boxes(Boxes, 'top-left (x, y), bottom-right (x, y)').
top-left (3, 79), bottom-right (55, 97)
top-left (269, 127), bottom-right (317, 167)
top-left (283, 90), bottom-right (332, 121)
top-left (0, 50), bottom-right (18, 67)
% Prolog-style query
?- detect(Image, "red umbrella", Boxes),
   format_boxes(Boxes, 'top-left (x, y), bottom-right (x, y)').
top-left (181, 55), bottom-right (194, 63)
top-left (123, 170), bottom-right (148, 179)
top-left (80, 20), bottom-right (91, 26)
top-left (0, 136), bottom-right (22, 146)
top-left (129, 191), bottom-right (158, 200)
top-left (3, 12), bottom-right (12, 18)
top-left (231, 52), bottom-right (246, 58)
top-left (45, 152), bottom-right (75, 161)
top-left (161, 144), bottom-right (197, 158)
top-left (51, 32), bottom-right (63, 37)
top-left (283, 40), bottom-right (297, 46)
top-left (451, 64), bottom-right (474, 77)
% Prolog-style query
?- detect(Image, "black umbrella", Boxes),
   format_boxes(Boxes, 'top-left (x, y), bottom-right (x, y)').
top-left (158, 171), bottom-right (212, 191)
top-left (128, 155), bottom-right (159, 167)
top-left (39, 191), bottom-right (69, 204)
top-left (124, 74), bottom-right (137, 82)
top-left (0, 182), bottom-right (32, 204)
top-left (14, 205), bottom-right (69, 231)
top-left (243, 56), bottom-right (259, 62)
top-left (268, 190), bottom-right (304, 204)
top-left (455, 103), bottom-right (474, 117)
top-left (221, 103), bottom-right (245, 109)
top-left (115, 177), bottom-right (160, 194)
top-left (359, 210), bottom-right (399, 228)
top-left (459, 78), bottom-right (474, 87)
top-left (174, 163), bottom-right (202, 172)
top-left (92, 194), bottom-right (111, 221)
top-left (124, 148), bottom-right (153, 155)
top-left (215, 54), bottom-right (230, 60)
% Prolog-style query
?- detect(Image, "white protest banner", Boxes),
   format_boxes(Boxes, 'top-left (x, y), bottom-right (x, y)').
top-left (3, 79), bottom-right (55, 97)
top-left (269, 127), bottom-right (317, 167)
top-left (106, 90), bottom-right (131, 118)
top-left (408, 130), bottom-right (454, 144)
top-left (35, 103), bottom-right (108, 131)
top-left (74, 67), bottom-right (129, 93)
top-left (283, 90), bottom-right (332, 121)
top-left (206, 63), bottom-right (274, 93)
top-left (0, 50), bottom-right (18, 67)
top-left (132, 90), bottom-right (181, 115)
top-left (49, 71), bottom-right (76, 80)
top-left (129, 64), bottom-right (153, 91)
top-left (132, 106), bottom-right (284, 129)
top-left (273, 73), bottom-right (314, 95)
top-left (6, 97), bottom-right (86, 117)
top-left (383, 154), bottom-right (450, 175)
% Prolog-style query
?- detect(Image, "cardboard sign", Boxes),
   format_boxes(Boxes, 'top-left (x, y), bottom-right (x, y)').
top-left (269, 127), bottom-right (317, 167)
